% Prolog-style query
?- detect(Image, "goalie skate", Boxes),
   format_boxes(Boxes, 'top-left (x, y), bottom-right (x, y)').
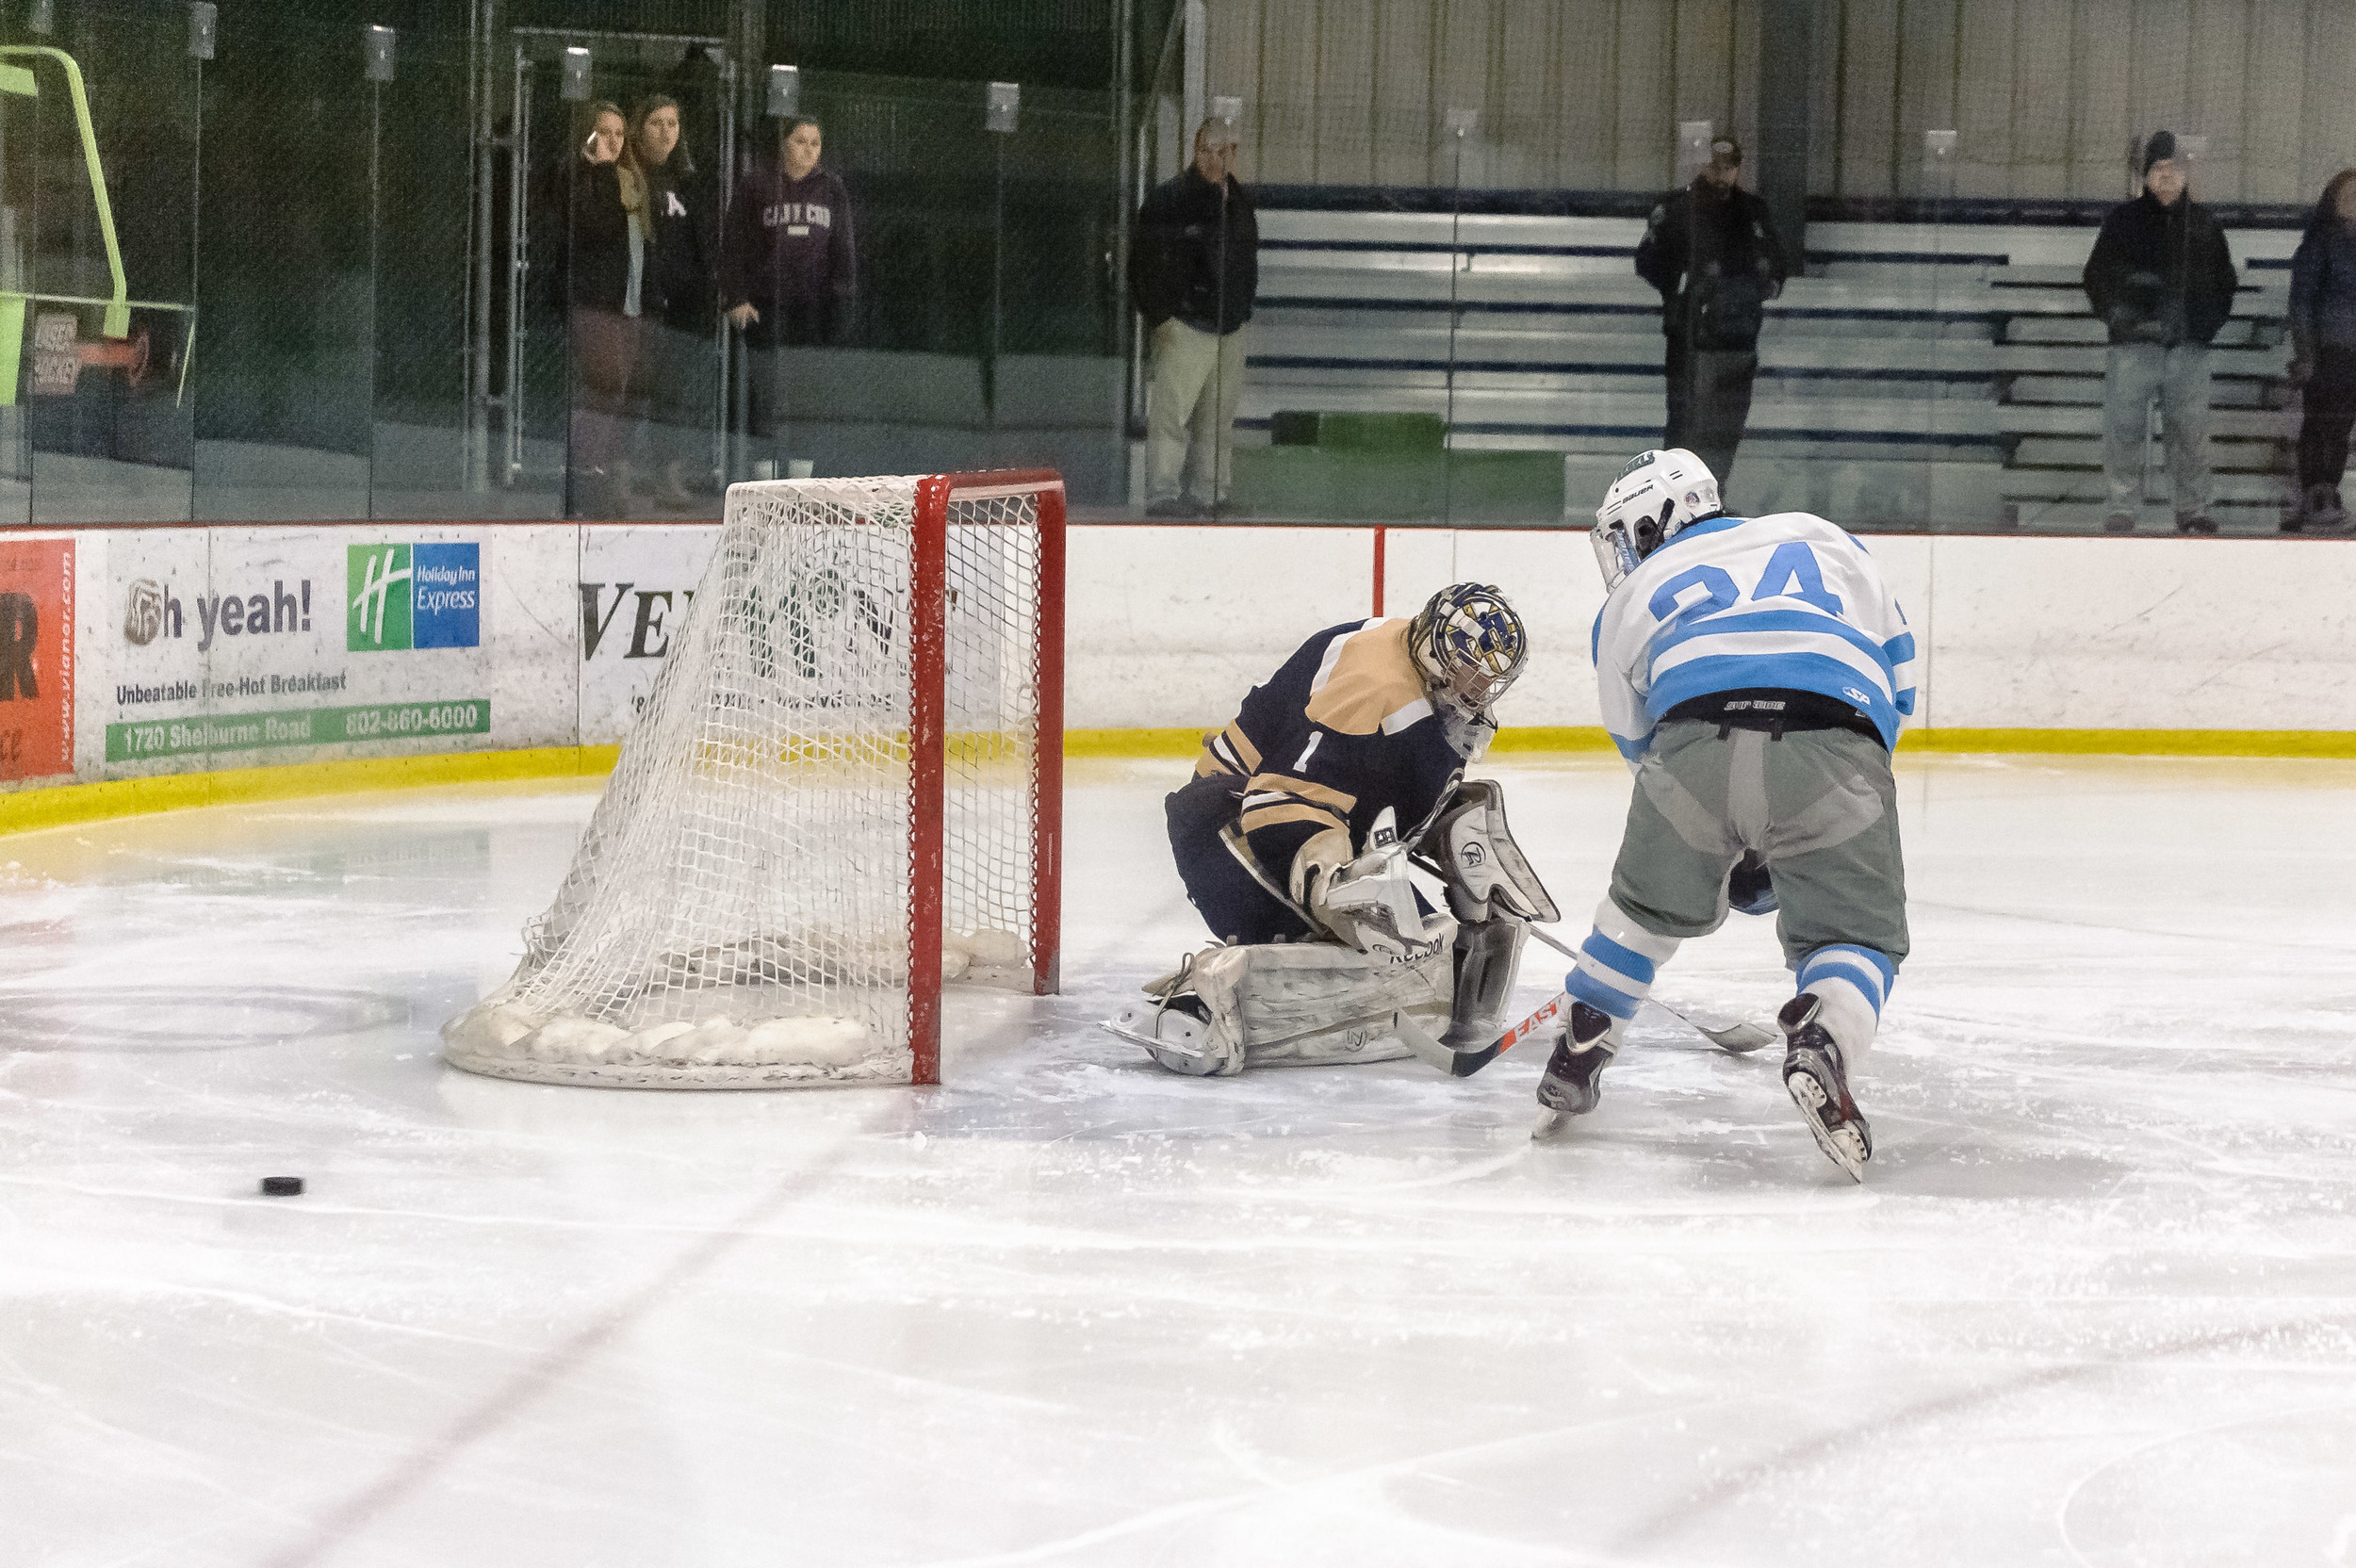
top-left (1103, 990), bottom-right (1218, 1073)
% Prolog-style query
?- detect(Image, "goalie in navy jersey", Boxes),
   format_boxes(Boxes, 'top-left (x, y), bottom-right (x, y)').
top-left (1104, 584), bottom-right (1558, 1077)
top-left (1531, 448), bottom-right (1914, 1180)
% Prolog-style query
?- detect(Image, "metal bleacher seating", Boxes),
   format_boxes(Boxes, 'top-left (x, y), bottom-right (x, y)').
top-left (1249, 207), bottom-right (2299, 531)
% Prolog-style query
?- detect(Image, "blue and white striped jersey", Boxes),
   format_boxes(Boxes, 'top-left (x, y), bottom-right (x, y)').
top-left (1591, 512), bottom-right (1917, 760)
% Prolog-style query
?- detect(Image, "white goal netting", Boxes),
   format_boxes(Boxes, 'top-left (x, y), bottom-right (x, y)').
top-left (443, 472), bottom-right (1059, 1088)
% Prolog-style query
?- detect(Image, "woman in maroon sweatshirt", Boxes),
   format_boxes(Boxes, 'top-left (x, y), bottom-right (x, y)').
top-left (722, 116), bottom-right (857, 459)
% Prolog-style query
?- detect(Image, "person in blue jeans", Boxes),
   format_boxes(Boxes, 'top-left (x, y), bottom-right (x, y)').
top-left (2285, 169), bottom-right (2356, 533)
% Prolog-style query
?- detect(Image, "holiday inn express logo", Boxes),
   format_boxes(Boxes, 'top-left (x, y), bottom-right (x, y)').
top-left (349, 546), bottom-right (412, 649)
top-left (348, 543), bottom-right (481, 651)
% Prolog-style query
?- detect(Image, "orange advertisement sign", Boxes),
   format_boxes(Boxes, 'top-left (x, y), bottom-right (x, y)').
top-left (0, 536), bottom-right (74, 780)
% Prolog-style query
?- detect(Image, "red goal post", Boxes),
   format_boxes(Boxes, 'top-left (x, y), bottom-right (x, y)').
top-left (907, 468), bottom-right (1066, 1084)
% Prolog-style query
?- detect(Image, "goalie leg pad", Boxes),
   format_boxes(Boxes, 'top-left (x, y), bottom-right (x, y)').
top-left (1200, 942), bottom-right (1453, 1068)
top-left (1112, 941), bottom-right (1451, 1073)
top-left (1442, 917), bottom-right (1527, 1048)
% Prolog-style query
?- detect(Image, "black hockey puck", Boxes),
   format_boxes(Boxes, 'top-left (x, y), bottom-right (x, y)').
top-left (259, 1176), bottom-right (304, 1197)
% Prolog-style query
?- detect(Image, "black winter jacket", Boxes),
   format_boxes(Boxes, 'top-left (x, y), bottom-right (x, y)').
top-left (641, 158), bottom-right (717, 333)
top-left (1130, 168), bottom-right (1258, 335)
top-left (559, 157), bottom-right (710, 326)
top-left (2083, 192), bottom-right (2239, 348)
top-left (2289, 217), bottom-right (2356, 358)
top-left (1634, 182), bottom-right (1792, 349)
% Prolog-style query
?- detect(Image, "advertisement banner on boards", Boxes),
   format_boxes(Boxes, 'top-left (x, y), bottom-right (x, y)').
top-left (578, 524), bottom-right (719, 744)
top-left (103, 528), bottom-right (499, 770)
top-left (0, 535), bottom-right (74, 781)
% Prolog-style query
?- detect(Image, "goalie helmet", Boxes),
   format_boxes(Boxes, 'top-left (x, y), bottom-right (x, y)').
top-left (1408, 582), bottom-right (1529, 714)
top-left (1592, 449), bottom-right (1722, 591)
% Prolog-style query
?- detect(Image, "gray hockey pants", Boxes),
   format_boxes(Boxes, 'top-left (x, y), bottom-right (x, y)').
top-left (1590, 720), bottom-right (1907, 1057)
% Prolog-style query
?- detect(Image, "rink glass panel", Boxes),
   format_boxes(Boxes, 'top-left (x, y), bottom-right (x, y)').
top-left (0, 9), bottom-right (1123, 523)
top-left (0, 4), bottom-right (2322, 538)
top-left (0, 6), bottom-right (198, 527)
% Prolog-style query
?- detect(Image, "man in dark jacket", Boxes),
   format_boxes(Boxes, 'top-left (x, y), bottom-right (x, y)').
top-left (2083, 130), bottom-right (2239, 534)
top-left (1634, 136), bottom-right (1792, 494)
top-left (1129, 119), bottom-right (1257, 517)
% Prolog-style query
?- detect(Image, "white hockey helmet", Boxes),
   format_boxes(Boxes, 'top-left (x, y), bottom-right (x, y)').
top-left (1408, 582), bottom-right (1529, 713)
top-left (1592, 449), bottom-right (1722, 591)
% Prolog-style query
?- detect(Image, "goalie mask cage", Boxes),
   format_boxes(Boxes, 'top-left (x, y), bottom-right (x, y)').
top-left (442, 469), bottom-right (1064, 1089)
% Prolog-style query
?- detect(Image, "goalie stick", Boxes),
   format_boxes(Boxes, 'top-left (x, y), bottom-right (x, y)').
top-left (1391, 989), bottom-right (1562, 1078)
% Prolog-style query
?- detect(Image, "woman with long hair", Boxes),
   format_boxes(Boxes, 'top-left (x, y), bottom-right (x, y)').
top-left (2285, 168), bottom-right (2356, 532)
top-left (627, 93), bottom-right (716, 511)
top-left (563, 99), bottom-right (654, 517)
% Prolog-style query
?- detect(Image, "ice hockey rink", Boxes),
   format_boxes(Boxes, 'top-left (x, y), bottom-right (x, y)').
top-left (4, 750), bottom-right (2354, 1568)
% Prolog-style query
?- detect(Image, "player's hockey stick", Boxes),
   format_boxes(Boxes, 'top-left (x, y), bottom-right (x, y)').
top-left (1521, 923), bottom-right (1779, 1054)
top-left (1395, 923), bottom-right (1779, 1078)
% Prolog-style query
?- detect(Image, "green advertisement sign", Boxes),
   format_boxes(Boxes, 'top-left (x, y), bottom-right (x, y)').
top-left (106, 699), bottom-right (491, 762)
top-left (349, 544), bottom-right (415, 651)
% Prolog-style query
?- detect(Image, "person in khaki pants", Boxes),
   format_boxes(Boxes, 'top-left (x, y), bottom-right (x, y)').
top-left (1130, 120), bottom-right (1257, 516)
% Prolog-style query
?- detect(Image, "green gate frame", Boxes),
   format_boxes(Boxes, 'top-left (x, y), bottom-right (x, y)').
top-left (0, 46), bottom-right (197, 407)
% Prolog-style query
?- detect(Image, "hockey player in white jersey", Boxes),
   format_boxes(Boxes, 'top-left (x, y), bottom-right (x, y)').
top-left (1539, 449), bottom-right (1914, 1179)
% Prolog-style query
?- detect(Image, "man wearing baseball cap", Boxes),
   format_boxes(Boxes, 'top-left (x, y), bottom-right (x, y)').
top-left (2082, 130), bottom-right (2239, 534)
top-left (1634, 135), bottom-right (1793, 496)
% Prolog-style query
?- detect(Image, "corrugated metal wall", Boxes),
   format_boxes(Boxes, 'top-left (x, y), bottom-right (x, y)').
top-left (1209, 0), bottom-right (2356, 204)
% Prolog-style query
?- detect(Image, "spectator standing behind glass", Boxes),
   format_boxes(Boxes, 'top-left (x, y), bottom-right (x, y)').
top-left (1634, 136), bottom-right (1790, 496)
top-left (2083, 131), bottom-right (2238, 535)
top-left (722, 116), bottom-right (856, 468)
top-left (2283, 170), bottom-right (2356, 534)
top-left (1129, 119), bottom-right (1257, 518)
top-left (630, 95), bottom-right (715, 511)
top-left (564, 101), bottom-right (655, 518)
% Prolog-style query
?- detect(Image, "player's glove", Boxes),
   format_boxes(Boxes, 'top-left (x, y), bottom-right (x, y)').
top-left (1726, 848), bottom-right (1776, 916)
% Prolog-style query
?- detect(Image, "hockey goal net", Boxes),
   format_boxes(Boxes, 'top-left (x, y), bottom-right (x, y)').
top-left (443, 469), bottom-right (1064, 1088)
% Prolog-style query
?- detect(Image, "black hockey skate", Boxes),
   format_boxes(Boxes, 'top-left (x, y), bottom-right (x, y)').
top-left (1531, 1002), bottom-right (1617, 1138)
top-left (1779, 993), bottom-right (1872, 1182)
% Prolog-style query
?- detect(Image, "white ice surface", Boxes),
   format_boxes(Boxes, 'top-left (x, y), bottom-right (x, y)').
top-left (3, 755), bottom-right (2354, 1568)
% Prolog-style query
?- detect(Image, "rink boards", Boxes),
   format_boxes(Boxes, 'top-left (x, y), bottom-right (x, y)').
top-left (3, 518), bottom-right (2353, 817)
